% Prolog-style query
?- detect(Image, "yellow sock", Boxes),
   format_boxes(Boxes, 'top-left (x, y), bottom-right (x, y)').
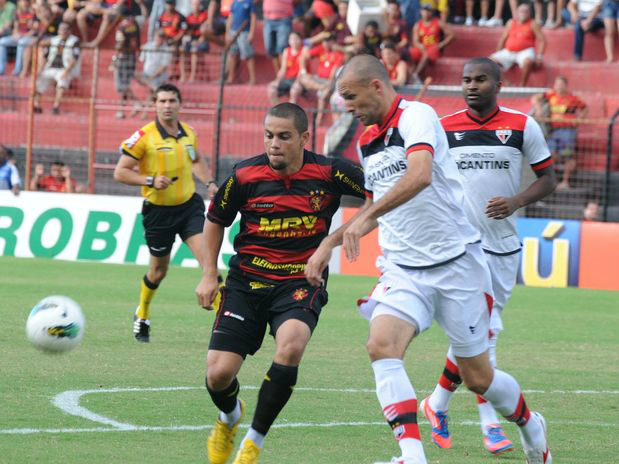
top-left (136, 275), bottom-right (158, 320)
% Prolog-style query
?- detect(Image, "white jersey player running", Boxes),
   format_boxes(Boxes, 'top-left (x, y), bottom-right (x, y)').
top-left (420, 57), bottom-right (556, 458)
top-left (304, 55), bottom-right (552, 464)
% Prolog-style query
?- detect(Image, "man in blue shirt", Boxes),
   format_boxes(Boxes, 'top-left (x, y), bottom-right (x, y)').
top-left (0, 146), bottom-right (20, 195)
top-left (226, 0), bottom-right (257, 84)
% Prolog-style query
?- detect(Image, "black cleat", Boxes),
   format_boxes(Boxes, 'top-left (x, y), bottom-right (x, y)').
top-left (133, 315), bottom-right (150, 343)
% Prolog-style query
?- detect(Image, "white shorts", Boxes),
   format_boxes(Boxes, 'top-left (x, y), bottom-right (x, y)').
top-left (36, 68), bottom-right (75, 93)
top-left (359, 242), bottom-right (493, 358)
top-left (484, 251), bottom-right (520, 336)
top-left (491, 47), bottom-right (535, 69)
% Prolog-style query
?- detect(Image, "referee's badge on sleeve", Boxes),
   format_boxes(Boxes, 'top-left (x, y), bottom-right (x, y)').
top-left (186, 145), bottom-right (196, 160)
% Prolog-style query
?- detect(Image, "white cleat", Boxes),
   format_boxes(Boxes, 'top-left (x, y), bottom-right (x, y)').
top-left (373, 458), bottom-right (426, 464)
top-left (519, 412), bottom-right (552, 464)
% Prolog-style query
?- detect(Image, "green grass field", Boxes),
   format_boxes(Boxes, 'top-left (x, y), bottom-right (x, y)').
top-left (1, 256), bottom-right (618, 464)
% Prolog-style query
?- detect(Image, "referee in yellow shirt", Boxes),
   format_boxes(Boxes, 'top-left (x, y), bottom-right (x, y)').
top-left (115, 83), bottom-right (219, 342)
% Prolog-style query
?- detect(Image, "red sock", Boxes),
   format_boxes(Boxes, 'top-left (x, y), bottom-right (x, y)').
top-left (438, 357), bottom-right (462, 392)
top-left (505, 393), bottom-right (531, 426)
top-left (383, 399), bottom-right (421, 441)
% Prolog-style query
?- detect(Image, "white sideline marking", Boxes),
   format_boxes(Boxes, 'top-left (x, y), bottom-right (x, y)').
top-left (0, 386), bottom-right (616, 435)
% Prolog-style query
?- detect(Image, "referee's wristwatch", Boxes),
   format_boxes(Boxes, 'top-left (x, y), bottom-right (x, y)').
top-left (145, 176), bottom-right (155, 187)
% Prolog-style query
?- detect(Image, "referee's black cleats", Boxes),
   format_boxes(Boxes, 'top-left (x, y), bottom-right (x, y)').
top-left (133, 315), bottom-right (151, 343)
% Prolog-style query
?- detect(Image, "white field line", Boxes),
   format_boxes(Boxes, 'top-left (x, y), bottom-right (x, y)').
top-left (0, 385), bottom-right (616, 435)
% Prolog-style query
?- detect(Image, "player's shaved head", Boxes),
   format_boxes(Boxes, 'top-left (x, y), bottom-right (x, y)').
top-left (339, 54), bottom-right (392, 87)
top-left (266, 102), bottom-right (308, 135)
top-left (464, 57), bottom-right (501, 83)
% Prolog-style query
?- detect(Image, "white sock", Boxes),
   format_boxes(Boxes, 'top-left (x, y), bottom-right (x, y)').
top-left (372, 358), bottom-right (426, 463)
top-left (428, 346), bottom-right (458, 412)
top-left (483, 369), bottom-right (544, 449)
top-left (477, 397), bottom-right (500, 432)
top-left (242, 427), bottom-right (265, 448)
top-left (219, 399), bottom-right (241, 425)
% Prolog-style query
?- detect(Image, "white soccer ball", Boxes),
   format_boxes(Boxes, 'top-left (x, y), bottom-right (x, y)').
top-left (26, 296), bottom-right (85, 353)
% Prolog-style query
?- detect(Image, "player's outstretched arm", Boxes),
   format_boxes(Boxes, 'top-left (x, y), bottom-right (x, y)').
top-left (195, 220), bottom-right (225, 309)
top-left (305, 196), bottom-right (374, 286)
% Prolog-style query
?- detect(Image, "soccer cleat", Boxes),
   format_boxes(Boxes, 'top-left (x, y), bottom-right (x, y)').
top-left (519, 412), bottom-right (552, 464)
top-left (133, 314), bottom-right (150, 343)
top-left (482, 424), bottom-right (514, 455)
top-left (232, 438), bottom-right (260, 464)
top-left (207, 399), bottom-right (245, 464)
top-left (419, 397), bottom-right (452, 449)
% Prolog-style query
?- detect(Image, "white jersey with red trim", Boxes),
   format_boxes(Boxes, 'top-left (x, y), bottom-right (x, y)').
top-left (441, 106), bottom-right (552, 254)
top-left (358, 97), bottom-right (479, 268)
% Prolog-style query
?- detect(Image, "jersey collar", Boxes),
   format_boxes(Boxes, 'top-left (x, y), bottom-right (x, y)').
top-left (378, 95), bottom-right (402, 132)
top-left (156, 118), bottom-right (188, 140)
top-left (465, 106), bottom-right (500, 126)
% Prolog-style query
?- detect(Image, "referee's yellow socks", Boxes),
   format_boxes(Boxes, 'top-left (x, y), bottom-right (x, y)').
top-left (137, 275), bottom-right (159, 320)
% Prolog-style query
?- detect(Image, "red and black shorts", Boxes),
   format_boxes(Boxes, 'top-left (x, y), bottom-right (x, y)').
top-left (208, 271), bottom-right (328, 357)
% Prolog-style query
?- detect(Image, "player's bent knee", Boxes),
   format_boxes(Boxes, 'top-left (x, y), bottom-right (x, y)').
top-left (274, 340), bottom-right (306, 365)
top-left (366, 336), bottom-right (401, 362)
top-left (206, 364), bottom-right (236, 390)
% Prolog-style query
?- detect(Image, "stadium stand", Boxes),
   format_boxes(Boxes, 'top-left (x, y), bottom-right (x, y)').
top-left (0, 0), bottom-right (618, 220)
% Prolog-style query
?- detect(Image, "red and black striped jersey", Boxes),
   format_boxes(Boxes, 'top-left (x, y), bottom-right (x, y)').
top-left (207, 150), bottom-right (367, 281)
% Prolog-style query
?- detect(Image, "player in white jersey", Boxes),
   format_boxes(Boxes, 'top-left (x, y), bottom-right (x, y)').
top-left (304, 54), bottom-right (551, 464)
top-left (419, 57), bottom-right (556, 458)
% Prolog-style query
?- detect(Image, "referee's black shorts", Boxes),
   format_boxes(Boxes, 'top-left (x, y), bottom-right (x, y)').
top-left (209, 271), bottom-right (329, 358)
top-left (141, 193), bottom-right (205, 257)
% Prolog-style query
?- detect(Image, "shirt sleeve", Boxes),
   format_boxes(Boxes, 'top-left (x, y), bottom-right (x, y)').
top-left (207, 173), bottom-right (242, 227)
top-left (523, 115), bottom-right (553, 171)
top-left (119, 128), bottom-right (147, 160)
top-left (330, 157), bottom-right (368, 199)
top-left (398, 102), bottom-right (438, 157)
top-left (9, 164), bottom-right (21, 187)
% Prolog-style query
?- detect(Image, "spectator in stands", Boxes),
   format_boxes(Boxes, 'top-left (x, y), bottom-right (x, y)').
top-left (180, 0), bottom-right (209, 82)
top-left (112, 5), bottom-right (140, 119)
top-left (20, 2), bottom-right (61, 78)
top-left (30, 161), bottom-right (76, 192)
top-left (304, 0), bottom-right (336, 38)
top-left (410, 4), bottom-right (453, 82)
top-left (380, 40), bottom-right (408, 86)
top-left (491, 3), bottom-right (545, 86)
top-left (267, 30), bottom-right (305, 104)
top-left (158, 0), bottom-right (187, 45)
top-left (420, 0), bottom-right (449, 22)
top-left (566, 0), bottom-right (604, 60)
top-left (0, 145), bottom-right (20, 196)
top-left (465, 0), bottom-right (517, 26)
top-left (357, 20), bottom-right (382, 57)
top-left (0, 0), bottom-right (36, 76)
top-left (533, 0), bottom-right (560, 27)
top-left (602, 0), bottom-right (618, 62)
top-left (291, 34), bottom-right (344, 126)
top-left (307, 0), bottom-right (355, 52)
top-left (263, 0), bottom-right (294, 73)
top-left (134, 29), bottom-right (172, 117)
top-left (0, 0), bottom-right (16, 39)
top-left (33, 22), bottom-right (80, 115)
top-left (532, 76), bottom-right (587, 190)
top-left (198, 0), bottom-right (226, 47)
top-left (385, 0), bottom-right (409, 54)
top-left (74, 0), bottom-right (136, 47)
top-left (226, 0), bottom-right (256, 85)
top-left (583, 200), bottom-right (600, 220)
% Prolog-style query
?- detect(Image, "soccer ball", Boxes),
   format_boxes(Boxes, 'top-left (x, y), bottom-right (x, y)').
top-left (26, 296), bottom-right (85, 353)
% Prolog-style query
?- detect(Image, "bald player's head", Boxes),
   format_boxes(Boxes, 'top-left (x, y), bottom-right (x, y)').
top-left (337, 54), bottom-right (398, 127)
top-left (339, 54), bottom-right (392, 87)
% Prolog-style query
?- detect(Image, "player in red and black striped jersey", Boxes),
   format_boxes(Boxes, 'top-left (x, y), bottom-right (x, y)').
top-left (196, 103), bottom-right (366, 463)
